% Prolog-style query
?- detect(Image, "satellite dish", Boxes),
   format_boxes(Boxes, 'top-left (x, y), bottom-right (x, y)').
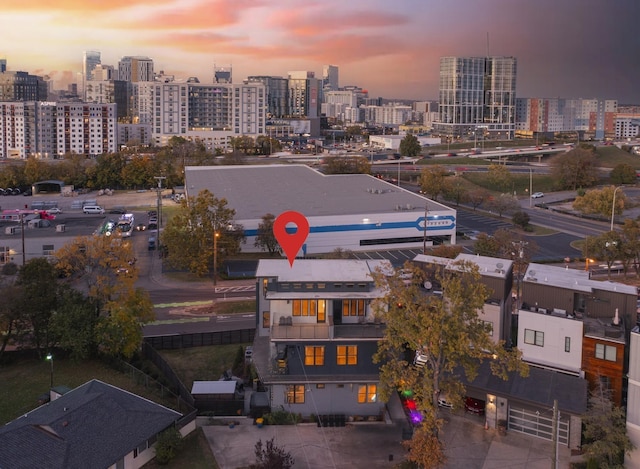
top-left (423, 281), bottom-right (432, 290)
top-left (529, 270), bottom-right (536, 276)
top-left (496, 263), bottom-right (503, 269)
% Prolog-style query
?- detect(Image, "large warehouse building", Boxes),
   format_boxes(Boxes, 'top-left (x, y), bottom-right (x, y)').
top-left (183, 164), bottom-right (456, 255)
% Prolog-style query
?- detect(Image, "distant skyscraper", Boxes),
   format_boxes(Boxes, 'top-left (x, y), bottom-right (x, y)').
top-left (83, 51), bottom-right (101, 81)
top-left (214, 65), bottom-right (232, 83)
top-left (118, 56), bottom-right (154, 82)
top-left (288, 71), bottom-right (320, 118)
top-left (436, 56), bottom-right (517, 139)
top-left (322, 65), bottom-right (339, 91)
top-left (246, 76), bottom-right (288, 118)
top-left (0, 59), bottom-right (6, 73)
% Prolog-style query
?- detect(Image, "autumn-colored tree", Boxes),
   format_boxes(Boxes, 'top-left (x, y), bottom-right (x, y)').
top-left (620, 219), bottom-right (640, 277)
top-left (324, 156), bottom-right (371, 174)
top-left (402, 422), bottom-right (447, 468)
top-left (419, 165), bottom-right (450, 201)
top-left (426, 244), bottom-right (463, 259)
top-left (24, 156), bottom-right (54, 184)
top-left (254, 213), bottom-right (281, 255)
top-left (442, 175), bottom-right (468, 206)
top-left (487, 164), bottom-right (513, 192)
top-left (467, 188), bottom-right (491, 211)
top-left (92, 152), bottom-right (128, 189)
top-left (573, 186), bottom-right (626, 218)
top-left (373, 262), bottom-right (528, 468)
top-left (161, 189), bottom-right (244, 277)
top-left (551, 147), bottom-right (599, 190)
top-left (609, 163), bottom-right (637, 185)
top-left (583, 232), bottom-right (623, 279)
top-left (121, 154), bottom-right (155, 189)
top-left (485, 194), bottom-right (519, 218)
top-left (49, 286), bottom-right (99, 360)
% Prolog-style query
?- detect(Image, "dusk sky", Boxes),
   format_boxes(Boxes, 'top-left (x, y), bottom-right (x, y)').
top-left (1, 0), bottom-right (639, 103)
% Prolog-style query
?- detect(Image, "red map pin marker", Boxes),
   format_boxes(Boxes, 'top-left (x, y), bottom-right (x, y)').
top-left (273, 211), bottom-right (310, 267)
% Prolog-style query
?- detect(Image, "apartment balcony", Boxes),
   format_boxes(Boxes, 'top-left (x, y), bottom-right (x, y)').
top-left (271, 316), bottom-right (333, 340)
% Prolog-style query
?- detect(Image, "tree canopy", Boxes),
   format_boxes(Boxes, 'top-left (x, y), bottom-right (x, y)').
top-left (551, 147), bottom-right (599, 190)
top-left (399, 134), bottom-right (421, 157)
top-left (573, 186), bottom-right (626, 218)
top-left (372, 262), bottom-right (528, 467)
top-left (324, 156), bottom-right (371, 174)
top-left (419, 165), bottom-right (450, 201)
top-left (162, 189), bottom-right (244, 277)
top-left (254, 213), bottom-right (281, 255)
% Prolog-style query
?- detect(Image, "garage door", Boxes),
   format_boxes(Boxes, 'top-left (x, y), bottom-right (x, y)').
top-left (508, 406), bottom-right (569, 445)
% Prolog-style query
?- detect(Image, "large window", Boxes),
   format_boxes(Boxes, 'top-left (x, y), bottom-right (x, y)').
top-left (286, 385), bottom-right (305, 404)
top-left (358, 384), bottom-right (377, 403)
top-left (342, 299), bottom-right (366, 317)
top-left (304, 346), bottom-right (325, 366)
top-left (524, 329), bottom-right (544, 347)
top-left (595, 343), bottom-right (617, 362)
top-left (337, 345), bottom-right (358, 365)
top-left (262, 311), bottom-right (270, 329)
top-left (293, 299), bottom-right (326, 317)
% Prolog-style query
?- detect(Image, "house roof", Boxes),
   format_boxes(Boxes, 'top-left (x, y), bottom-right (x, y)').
top-left (413, 253), bottom-right (513, 279)
top-left (460, 361), bottom-right (588, 415)
top-left (256, 259), bottom-right (392, 282)
top-left (0, 379), bottom-right (182, 469)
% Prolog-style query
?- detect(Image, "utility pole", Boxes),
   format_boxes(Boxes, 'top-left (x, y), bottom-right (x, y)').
top-left (20, 213), bottom-right (26, 265)
top-left (154, 176), bottom-right (166, 251)
top-left (423, 205), bottom-right (429, 254)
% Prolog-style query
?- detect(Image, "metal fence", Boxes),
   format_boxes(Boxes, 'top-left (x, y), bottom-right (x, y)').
top-left (141, 341), bottom-right (195, 409)
top-left (145, 328), bottom-right (255, 350)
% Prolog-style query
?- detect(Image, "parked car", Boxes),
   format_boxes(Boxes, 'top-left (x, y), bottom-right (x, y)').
top-left (437, 393), bottom-right (454, 409)
top-left (46, 208), bottom-right (63, 214)
top-left (0, 188), bottom-right (5, 196)
top-left (531, 192), bottom-right (544, 199)
top-left (109, 207), bottom-right (126, 214)
top-left (147, 222), bottom-right (158, 231)
top-left (464, 397), bottom-right (485, 415)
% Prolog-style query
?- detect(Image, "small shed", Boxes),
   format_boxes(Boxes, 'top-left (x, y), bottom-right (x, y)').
top-left (191, 381), bottom-right (236, 400)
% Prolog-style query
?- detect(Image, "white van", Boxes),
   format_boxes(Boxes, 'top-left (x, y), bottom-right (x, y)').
top-left (83, 205), bottom-right (105, 214)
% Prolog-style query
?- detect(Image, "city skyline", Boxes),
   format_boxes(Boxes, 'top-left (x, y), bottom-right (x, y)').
top-left (1, 0), bottom-right (639, 103)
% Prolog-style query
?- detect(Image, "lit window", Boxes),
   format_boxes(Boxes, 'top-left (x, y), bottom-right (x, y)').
top-left (342, 299), bottom-right (366, 316)
top-left (305, 346), bottom-right (324, 366)
top-left (565, 337), bottom-right (570, 353)
top-left (358, 384), bottom-right (377, 403)
top-left (337, 345), bottom-right (358, 365)
top-left (286, 385), bottom-right (305, 404)
top-left (262, 311), bottom-right (270, 329)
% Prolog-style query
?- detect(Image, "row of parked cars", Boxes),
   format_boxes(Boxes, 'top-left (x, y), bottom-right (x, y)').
top-left (0, 187), bottom-right (28, 196)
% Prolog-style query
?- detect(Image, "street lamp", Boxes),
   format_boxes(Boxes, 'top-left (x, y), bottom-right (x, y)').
top-left (611, 186), bottom-right (623, 231)
top-left (45, 353), bottom-right (54, 388)
top-left (213, 227), bottom-right (220, 287)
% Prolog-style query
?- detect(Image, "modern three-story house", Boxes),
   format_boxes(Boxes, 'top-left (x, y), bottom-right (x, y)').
top-left (252, 259), bottom-right (391, 420)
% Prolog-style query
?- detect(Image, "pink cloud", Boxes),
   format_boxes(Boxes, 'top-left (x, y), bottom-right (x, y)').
top-left (2, 0), bottom-right (173, 11)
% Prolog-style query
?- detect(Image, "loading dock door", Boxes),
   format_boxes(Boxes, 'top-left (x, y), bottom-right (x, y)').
top-left (508, 406), bottom-right (569, 445)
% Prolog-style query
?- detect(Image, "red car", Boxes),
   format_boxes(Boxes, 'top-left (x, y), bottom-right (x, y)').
top-left (464, 397), bottom-right (485, 415)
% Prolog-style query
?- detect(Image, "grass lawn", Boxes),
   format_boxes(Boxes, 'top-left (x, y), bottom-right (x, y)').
top-left (595, 146), bottom-right (640, 169)
top-left (216, 300), bottom-right (256, 315)
top-left (0, 356), bottom-right (181, 425)
top-left (159, 344), bottom-right (249, 388)
top-left (142, 427), bottom-right (219, 469)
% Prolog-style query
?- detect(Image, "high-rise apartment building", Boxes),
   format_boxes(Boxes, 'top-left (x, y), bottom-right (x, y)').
top-left (83, 51), bottom-right (101, 82)
top-left (322, 64), bottom-right (339, 91)
top-left (246, 76), bottom-right (288, 118)
top-left (0, 59), bottom-right (6, 73)
top-left (0, 71), bottom-right (48, 102)
top-left (288, 71), bottom-right (320, 118)
top-left (56, 103), bottom-right (117, 156)
top-left (436, 56), bottom-right (517, 139)
top-left (118, 56), bottom-right (154, 82)
top-left (214, 65), bottom-right (232, 84)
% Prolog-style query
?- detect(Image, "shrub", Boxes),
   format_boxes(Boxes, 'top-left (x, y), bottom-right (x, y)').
top-left (1, 262), bottom-right (18, 276)
top-left (262, 408), bottom-right (301, 425)
top-left (154, 426), bottom-right (184, 465)
top-left (250, 437), bottom-right (294, 469)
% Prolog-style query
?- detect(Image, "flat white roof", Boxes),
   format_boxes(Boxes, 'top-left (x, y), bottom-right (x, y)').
top-left (413, 253), bottom-right (513, 279)
top-left (184, 164), bottom-right (453, 220)
top-left (256, 259), bottom-right (392, 282)
top-left (524, 263), bottom-right (637, 295)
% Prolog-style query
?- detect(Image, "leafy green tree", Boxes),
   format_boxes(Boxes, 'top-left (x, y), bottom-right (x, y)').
top-left (609, 163), bottom-right (637, 185)
top-left (162, 189), bottom-right (244, 277)
top-left (584, 232), bottom-right (623, 279)
top-left (121, 154), bottom-right (154, 189)
top-left (551, 147), bottom-right (599, 190)
top-left (255, 213), bottom-right (281, 255)
top-left (0, 284), bottom-right (23, 361)
top-left (512, 211), bottom-right (530, 229)
top-left (57, 153), bottom-right (92, 188)
top-left (92, 152), bottom-right (127, 189)
top-left (50, 286), bottom-right (98, 360)
top-left (17, 258), bottom-right (59, 355)
top-left (473, 232), bottom-right (499, 257)
top-left (582, 383), bottom-right (634, 468)
top-left (255, 136), bottom-right (281, 156)
top-left (154, 426), bottom-right (184, 465)
top-left (419, 165), bottom-right (449, 201)
top-left (24, 156), bottom-right (54, 184)
top-left (399, 134), bottom-right (421, 157)
top-left (487, 164), bottom-right (513, 192)
top-left (372, 262), bottom-right (528, 466)
top-left (442, 176), bottom-right (468, 206)
top-left (250, 437), bottom-right (294, 469)
top-left (573, 186), bottom-right (626, 218)
top-left (324, 156), bottom-right (371, 174)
